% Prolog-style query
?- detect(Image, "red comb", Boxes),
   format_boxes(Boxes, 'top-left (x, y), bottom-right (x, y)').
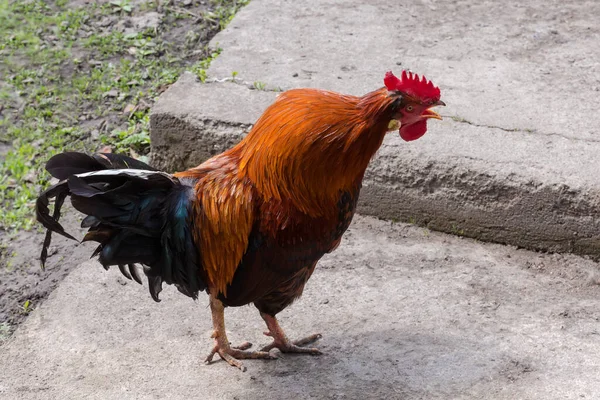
top-left (384, 71), bottom-right (440, 103)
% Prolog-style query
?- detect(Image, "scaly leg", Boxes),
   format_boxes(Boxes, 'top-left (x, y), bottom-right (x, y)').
top-left (204, 294), bottom-right (275, 371)
top-left (260, 312), bottom-right (323, 355)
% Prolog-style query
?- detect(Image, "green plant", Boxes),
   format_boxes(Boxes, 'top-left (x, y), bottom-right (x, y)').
top-left (451, 223), bottom-right (465, 236)
top-left (20, 300), bottom-right (34, 314)
top-left (204, 0), bottom-right (250, 30)
top-left (105, 112), bottom-right (151, 156)
top-left (190, 47), bottom-right (222, 82)
top-left (253, 81), bottom-right (266, 90)
top-left (110, 0), bottom-right (132, 14)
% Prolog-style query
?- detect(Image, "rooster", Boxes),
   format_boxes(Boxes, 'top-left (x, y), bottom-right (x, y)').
top-left (37, 71), bottom-right (444, 370)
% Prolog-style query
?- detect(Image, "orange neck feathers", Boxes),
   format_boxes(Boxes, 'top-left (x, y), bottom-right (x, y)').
top-left (237, 87), bottom-right (395, 217)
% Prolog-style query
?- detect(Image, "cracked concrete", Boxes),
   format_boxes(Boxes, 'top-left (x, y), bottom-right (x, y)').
top-left (2, 216), bottom-right (600, 399)
top-left (151, 0), bottom-right (600, 258)
top-left (450, 117), bottom-right (600, 144)
top-left (205, 76), bottom-right (286, 93)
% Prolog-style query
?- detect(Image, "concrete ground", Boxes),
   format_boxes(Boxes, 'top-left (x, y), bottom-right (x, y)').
top-left (1, 215), bottom-right (600, 399)
top-left (2, 1), bottom-right (600, 399)
top-left (151, 0), bottom-right (600, 257)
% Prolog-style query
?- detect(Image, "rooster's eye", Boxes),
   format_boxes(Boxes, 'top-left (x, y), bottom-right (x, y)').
top-left (405, 105), bottom-right (413, 112)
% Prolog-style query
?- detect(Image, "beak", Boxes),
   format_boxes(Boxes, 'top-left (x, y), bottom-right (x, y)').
top-left (421, 100), bottom-right (445, 120)
top-left (421, 109), bottom-right (443, 120)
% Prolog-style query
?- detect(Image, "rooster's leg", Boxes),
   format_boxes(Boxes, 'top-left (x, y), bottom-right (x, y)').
top-left (259, 312), bottom-right (323, 355)
top-left (204, 294), bottom-right (275, 371)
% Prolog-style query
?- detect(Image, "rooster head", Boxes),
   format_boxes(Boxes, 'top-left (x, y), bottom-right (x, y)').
top-left (384, 70), bottom-right (445, 142)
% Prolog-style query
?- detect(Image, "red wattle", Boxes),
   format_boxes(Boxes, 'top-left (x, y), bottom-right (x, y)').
top-left (399, 119), bottom-right (428, 142)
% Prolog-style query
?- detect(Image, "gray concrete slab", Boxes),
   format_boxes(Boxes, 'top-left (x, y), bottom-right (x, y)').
top-left (1, 215), bottom-right (600, 399)
top-left (150, 0), bottom-right (600, 257)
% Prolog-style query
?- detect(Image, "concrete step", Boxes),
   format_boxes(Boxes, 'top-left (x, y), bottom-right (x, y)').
top-left (150, 0), bottom-right (600, 257)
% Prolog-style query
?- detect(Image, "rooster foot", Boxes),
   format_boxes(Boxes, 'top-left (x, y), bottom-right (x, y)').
top-left (205, 336), bottom-right (276, 372)
top-left (206, 295), bottom-right (276, 371)
top-left (260, 312), bottom-right (323, 355)
top-left (260, 332), bottom-right (323, 354)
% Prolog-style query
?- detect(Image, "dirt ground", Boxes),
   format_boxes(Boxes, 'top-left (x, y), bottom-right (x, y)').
top-left (1, 215), bottom-right (599, 399)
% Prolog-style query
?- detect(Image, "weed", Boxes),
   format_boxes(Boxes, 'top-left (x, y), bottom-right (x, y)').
top-left (450, 116), bottom-right (469, 123)
top-left (451, 223), bottom-right (465, 236)
top-left (20, 300), bottom-right (34, 314)
top-left (190, 47), bottom-right (222, 82)
top-left (110, 0), bottom-right (132, 14)
top-left (205, 0), bottom-right (250, 30)
top-left (253, 81), bottom-right (267, 90)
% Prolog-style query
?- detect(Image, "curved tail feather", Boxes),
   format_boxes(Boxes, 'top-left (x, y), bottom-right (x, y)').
top-left (36, 152), bottom-right (205, 301)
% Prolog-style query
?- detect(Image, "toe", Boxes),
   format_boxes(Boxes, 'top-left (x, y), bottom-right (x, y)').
top-left (233, 341), bottom-right (253, 350)
top-left (293, 333), bottom-right (322, 347)
top-left (204, 345), bottom-right (219, 363)
top-left (259, 342), bottom-right (276, 352)
top-left (287, 344), bottom-right (323, 355)
top-left (219, 350), bottom-right (247, 372)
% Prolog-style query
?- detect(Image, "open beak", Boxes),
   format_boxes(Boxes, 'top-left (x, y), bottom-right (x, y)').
top-left (421, 100), bottom-right (445, 120)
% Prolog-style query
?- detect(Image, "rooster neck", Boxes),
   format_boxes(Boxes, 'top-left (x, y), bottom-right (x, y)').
top-left (237, 87), bottom-right (396, 218)
top-left (345, 87), bottom-right (397, 169)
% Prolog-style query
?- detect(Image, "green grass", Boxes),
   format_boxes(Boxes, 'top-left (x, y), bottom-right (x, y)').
top-left (205, 0), bottom-right (248, 29)
top-left (190, 47), bottom-right (223, 82)
top-left (0, 0), bottom-right (248, 231)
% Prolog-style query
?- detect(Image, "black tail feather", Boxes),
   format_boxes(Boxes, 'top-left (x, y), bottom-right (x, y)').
top-left (45, 151), bottom-right (155, 180)
top-left (118, 264), bottom-right (143, 285)
top-left (129, 264), bottom-right (143, 285)
top-left (37, 182), bottom-right (76, 269)
top-left (36, 151), bottom-right (206, 301)
top-left (148, 275), bottom-right (163, 302)
top-left (118, 264), bottom-right (132, 280)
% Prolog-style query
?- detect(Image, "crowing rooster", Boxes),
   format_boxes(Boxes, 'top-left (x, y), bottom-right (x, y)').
top-left (37, 71), bottom-right (444, 370)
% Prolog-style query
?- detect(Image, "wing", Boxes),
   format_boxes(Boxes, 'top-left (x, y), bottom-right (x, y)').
top-left (183, 162), bottom-right (255, 297)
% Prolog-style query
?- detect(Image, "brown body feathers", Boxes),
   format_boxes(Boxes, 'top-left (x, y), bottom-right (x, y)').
top-left (175, 87), bottom-right (396, 312)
